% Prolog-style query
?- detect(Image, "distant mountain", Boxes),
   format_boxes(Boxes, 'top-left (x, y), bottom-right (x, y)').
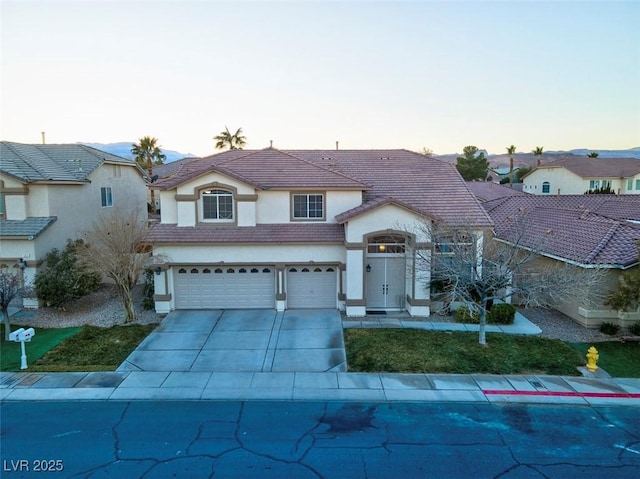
top-left (551, 147), bottom-right (640, 159)
top-left (79, 142), bottom-right (195, 163)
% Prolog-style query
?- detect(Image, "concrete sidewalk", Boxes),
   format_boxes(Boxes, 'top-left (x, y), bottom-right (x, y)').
top-left (2, 309), bottom-right (638, 405)
top-left (1, 370), bottom-right (639, 405)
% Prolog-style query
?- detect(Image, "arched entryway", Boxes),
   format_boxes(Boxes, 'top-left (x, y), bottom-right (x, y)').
top-left (365, 235), bottom-right (406, 311)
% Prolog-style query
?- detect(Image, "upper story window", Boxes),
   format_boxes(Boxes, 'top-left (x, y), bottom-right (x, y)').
top-left (101, 187), bottom-right (113, 207)
top-left (202, 189), bottom-right (233, 221)
top-left (627, 179), bottom-right (634, 191)
top-left (542, 181), bottom-right (550, 194)
top-left (292, 193), bottom-right (324, 220)
top-left (636, 179), bottom-right (640, 191)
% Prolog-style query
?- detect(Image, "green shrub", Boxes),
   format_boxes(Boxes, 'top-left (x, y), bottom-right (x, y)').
top-left (628, 322), bottom-right (640, 336)
top-left (599, 322), bottom-right (620, 335)
top-left (487, 303), bottom-right (516, 324)
top-left (455, 306), bottom-right (480, 323)
top-left (455, 304), bottom-right (516, 324)
top-left (34, 239), bottom-right (100, 307)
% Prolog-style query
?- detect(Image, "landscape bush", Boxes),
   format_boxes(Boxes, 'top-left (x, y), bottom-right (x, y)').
top-left (455, 303), bottom-right (516, 325)
top-left (627, 322), bottom-right (640, 336)
top-left (599, 321), bottom-right (620, 336)
top-left (34, 239), bottom-right (101, 307)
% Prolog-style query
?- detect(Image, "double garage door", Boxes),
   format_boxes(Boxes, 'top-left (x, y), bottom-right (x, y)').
top-left (175, 266), bottom-right (275, 309)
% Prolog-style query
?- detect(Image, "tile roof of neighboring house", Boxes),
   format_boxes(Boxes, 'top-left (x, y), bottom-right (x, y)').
top-left (482, 195), bottom-right (640, 268)
top-left (465, 181), bottom-right (529, 203)
top-left (0, 217), bottom-right (57, 238)
top-left (0, 141), bottom-right (139, 183)
top-left (154, 148), bottom-right (492, 227)
top-left (146, 223), bottom-right (345, 244)
top-left (526, 156), bottom-right (640, 179)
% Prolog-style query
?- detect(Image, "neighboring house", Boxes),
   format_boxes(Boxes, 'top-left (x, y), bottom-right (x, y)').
top-left (0, 141), bottom-right (147, 302)
top-left (478, 194), bottom-right (640, 328)
top-left (147, 148), bottom-right (492, 317)
top-left (522, 156), bottom-right (640, 195)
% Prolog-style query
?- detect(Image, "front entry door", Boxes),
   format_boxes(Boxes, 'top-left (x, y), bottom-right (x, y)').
top-left (365, 257), bottom-right (406, 310)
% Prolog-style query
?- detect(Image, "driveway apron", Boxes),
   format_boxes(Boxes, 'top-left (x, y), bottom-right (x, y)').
top-left (117, 309), bottom-right (346, 373)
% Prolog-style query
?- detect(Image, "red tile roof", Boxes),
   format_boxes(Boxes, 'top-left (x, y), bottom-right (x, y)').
top-left (483, 195), bottom-right (640, 268)
top-left (146, 223), bottom-right (345, 244)
top-left (465, 181), bottom-right (529, 203)
top-left (155, 149), bottom-right (492, 227)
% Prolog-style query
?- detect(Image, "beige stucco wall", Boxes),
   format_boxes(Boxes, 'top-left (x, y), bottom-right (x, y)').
top-left (0, 163), bottom-right (146, 283)
top-left (523, 167), bottom-right (640, 195)
top-left (514, 254), bottom-right (637, 328)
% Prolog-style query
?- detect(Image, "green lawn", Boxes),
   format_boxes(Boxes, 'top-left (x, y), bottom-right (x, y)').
top-left (1, 325), bottom-right (82, 371)
top-left (345, 329), bottom-right (586, 376)
top-left (568, 342), bottom-right (640, 378)
top-left (28, 324), bottom-right (156, 372)
top-left (1, 324), bottom-right (155, 372)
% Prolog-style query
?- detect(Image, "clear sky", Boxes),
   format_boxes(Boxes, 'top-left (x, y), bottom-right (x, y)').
top-left (1, 0), bottom-right (639, 157)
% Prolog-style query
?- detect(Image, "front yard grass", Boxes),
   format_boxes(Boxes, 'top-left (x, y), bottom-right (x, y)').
top-left (1, 325), bottom-right (82, 371)
top-left (345, 329), bottom-right (586, 376)
top-left (2, 324), bottom-right (155, 372)
top-left (568, 342), bottom-right (640, 378)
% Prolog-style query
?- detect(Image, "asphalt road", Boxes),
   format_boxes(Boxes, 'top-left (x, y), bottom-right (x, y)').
top-left (1, 401), bottom-right (639, 478)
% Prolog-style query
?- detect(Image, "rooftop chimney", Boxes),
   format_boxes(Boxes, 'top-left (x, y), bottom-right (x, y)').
top-left (41, 131), bottom-right (46, 144)
top-left (335, 141), bottom-right (339, 151)
top-left (269, 140), bottom-right (273, 148)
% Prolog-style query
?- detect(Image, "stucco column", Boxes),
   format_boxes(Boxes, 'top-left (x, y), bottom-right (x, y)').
top-left (345, 248), bottom-right (366, 316)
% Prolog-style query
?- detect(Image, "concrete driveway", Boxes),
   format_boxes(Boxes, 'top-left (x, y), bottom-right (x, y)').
top-left (117, 309), bottom-right (346, 373)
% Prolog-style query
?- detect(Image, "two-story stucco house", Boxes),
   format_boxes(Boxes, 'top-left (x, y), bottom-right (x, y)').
top-left (147, 148), bottom-right (492, 317)
top-left (0, 141), bottom-right (147, 298)
top-left (522, 156), bottom-right (640, 195)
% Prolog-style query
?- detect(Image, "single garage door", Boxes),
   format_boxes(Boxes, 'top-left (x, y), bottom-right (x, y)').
top-left (174, 266), bottom-right (275, 309)
top-left (287, 266), bottom-right (337, 308)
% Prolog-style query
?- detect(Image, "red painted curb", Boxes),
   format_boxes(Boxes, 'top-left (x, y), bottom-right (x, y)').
top-left (483, 390), bottom-right (640, 399)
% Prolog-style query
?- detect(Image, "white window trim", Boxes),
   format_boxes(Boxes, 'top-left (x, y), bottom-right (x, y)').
top-left (101, 187), bottom-right (113, 207)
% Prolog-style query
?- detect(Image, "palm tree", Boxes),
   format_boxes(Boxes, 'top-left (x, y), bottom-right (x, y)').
top-left (506, 145), bottom-right (516, 188)
top-left (214, 127), bottom-right (247, 150)
top-left (587, 151), bottom-right (599, 158)
top-left (532, 146), bottom-right (544, 167)
top-left (131, 136), bottom-right (166, 213)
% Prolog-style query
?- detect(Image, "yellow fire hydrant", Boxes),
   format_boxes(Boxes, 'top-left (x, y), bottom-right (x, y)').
top-left (586, 346), bottom-right (599, 372)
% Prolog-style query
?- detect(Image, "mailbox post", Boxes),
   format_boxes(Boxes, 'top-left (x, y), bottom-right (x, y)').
top-left (9, 327), bottom-right (35, 369)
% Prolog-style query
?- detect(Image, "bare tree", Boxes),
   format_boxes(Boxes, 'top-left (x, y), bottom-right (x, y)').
top-left (415, 213), bottom-right (604, 345)
top-left (0, 265), bottom-right (24, 340)
top-left (78, 209), bottom-right (150, 323)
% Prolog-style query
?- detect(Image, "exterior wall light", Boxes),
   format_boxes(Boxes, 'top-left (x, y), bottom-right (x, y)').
top-left (366, 264), bottom-right (371, 272)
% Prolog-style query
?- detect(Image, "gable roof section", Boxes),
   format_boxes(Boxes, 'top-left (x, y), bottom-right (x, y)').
top-left (529, 156), bottom-right (640, 179)
top-left (335, 196), bottom-right (433, 223)
top-left (152, 148), bottom-right (492, 227)
top-left (153, 148), bottom-right (369, 191)
top-left (483, 195), bottom-right (640, 268)
top-left (0, 217), bottom-right (57, 238)
top-left (0, 141), bottom-right (138, 183)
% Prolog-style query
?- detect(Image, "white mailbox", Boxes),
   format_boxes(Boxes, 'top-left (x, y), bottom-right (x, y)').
top-left (8, 327), bottom-right (36, 369)
top-left (8, 328), bottom-right (25, 342)
top-left (18, 328), bottom-right (35, 342)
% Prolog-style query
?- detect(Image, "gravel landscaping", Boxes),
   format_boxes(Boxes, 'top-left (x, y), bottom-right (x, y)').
top-left (10, 286), bottom-right (626, 344)
top-left (12, 284), bottom-right (161, 329)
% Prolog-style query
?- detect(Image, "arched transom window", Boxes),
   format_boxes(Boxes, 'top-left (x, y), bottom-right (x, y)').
top-left (367, 235), bottom-right (406, 254)
top-left (202, 189), bottom-right (233, 221)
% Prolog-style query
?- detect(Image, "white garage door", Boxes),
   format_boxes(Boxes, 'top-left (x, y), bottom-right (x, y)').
top-left (287, 266), bottom-right (337, 308)
top-left (174, 266), bottom-right (275, 309)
